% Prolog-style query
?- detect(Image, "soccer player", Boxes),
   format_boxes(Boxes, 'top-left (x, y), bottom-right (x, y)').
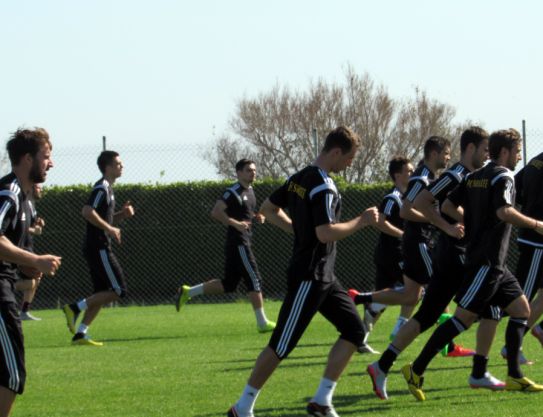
top-left (351, 137), bottom-right (451, 337)
top-left (349, 157), bottom-right (414, 352)
top-left (174, 159), bottom-right (276, 333)
top-left (501, 151), bottom-right (543, 357)
top-left (0, 128), bottom-right (61, 417)
top-left (14, 184), bottom-right (45, 321)
top-left (62, 151), bottom-right (135, 346)
top-left (402, 129), bottom-right (543, 402)
top-left (367, 127), bottom-right (492, 400)
top-left (227, 127), bottom-right (379, 417)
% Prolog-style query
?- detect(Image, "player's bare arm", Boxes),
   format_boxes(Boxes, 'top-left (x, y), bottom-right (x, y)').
top-left (82, 205), bottom-right (122, 244)
top-left (210, 199), bottom-right (251, 233)
top-left (260, 198), bottom-right (293, 234)
top-left (414, 189), bottom-right (464, 239)
top-left (0, 236), bottom-right (61, 276)
top-left (315, 206), bottom-right (379, 243)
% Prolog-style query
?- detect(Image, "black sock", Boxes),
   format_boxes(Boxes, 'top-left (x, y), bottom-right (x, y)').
top-left (354, 293), bottom-right (373, 305)
top-left (471, 354), bottom-right (488, 379)
top-left (21, 301), bottom-right (30, 313)
top-left (505, 317), bottom-right (529, 378)
top-left (70, 303), bottom-right (81, 314)
top-left (378, 344), bottom-right (401, 374)
top-left (412, 317), bottom-right (467, 375)
top-left (447, 340), bottom-right (456, 352)
top-left (72, 332), bottom-right (85, 341)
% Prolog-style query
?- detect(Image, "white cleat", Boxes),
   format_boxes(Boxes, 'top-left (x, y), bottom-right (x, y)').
top-left (367, 361), bottom-right (388, 400)
top-left (469, 372), bottom-right (506, 391)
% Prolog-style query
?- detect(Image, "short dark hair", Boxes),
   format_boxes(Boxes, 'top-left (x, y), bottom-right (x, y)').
top-left (235, 158), bottom-right (255, 172)
top-left (6, 127), bottom-right (51, 165)
top-left (460, 126), bottom-right (489, 153)
top-left (423, 136), bottom-right (450, 159)
top-left (489, 129), bottom-right (521, 160)
top-left (97, 150), bottom-right (120, 174)
top-left (388, 157), bottom-right (410, 181)
top-left (322, 126), bottom-right (360, 154)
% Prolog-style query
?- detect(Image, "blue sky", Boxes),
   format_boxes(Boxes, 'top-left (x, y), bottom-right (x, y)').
top-left (1, 0), bottom-right (542, 183)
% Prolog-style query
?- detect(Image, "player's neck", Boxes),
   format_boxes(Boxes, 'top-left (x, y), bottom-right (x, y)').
top-left (459, 156), bottom-right (474, 172)
top-left (238, 179), bottom-right (251, 189)
top-left (394, 181), bottom-right (407, 194)
top-left (104, 174), bottom-right (117, 184)
top-left (11, 168), bottom-right (32, 195)
top-left (424, 159), bottom-right (438, 174)
top-left (313, 155), bottom-right (332, 173)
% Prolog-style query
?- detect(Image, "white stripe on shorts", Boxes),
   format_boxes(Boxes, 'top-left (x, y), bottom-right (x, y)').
top-left (0, 313), bottom-right (20, 392)
top-left (99, 249), bottom-right (122, 296)
top-left (523, 249), bottom-right (543, 299)
top-left (238, 245), bottom-right (261, 292)
top-left (459, 265), bottom-right (490, 308)
top-left (276, 281), bottom-right (312, 357)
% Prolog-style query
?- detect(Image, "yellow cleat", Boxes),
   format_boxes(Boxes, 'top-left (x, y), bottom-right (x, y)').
top-left (72, 335), bottom-right (104, 347)
top-left (174, 285), bottom-right (191, 312)
top-left (402, 363), bottom-right (426, 401)
top-left (257, 321), bottom-right (276, 333)
top-left (505, 376), bottom-right (543, 392)
top-left (62, 304), bottom-right (79, 334)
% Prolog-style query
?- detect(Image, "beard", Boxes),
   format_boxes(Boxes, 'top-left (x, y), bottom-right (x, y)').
top-left (29, 160), bottom-right (46, 183)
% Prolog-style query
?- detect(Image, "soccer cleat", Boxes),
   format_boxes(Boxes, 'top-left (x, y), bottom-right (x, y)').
top-left (367, 361), bottom-right (388, 400)
top-left (500, 346), bottom-right (533, 365)
top-left (227, 405), bottom-right (254, 417)
top-left (174, 285), bottom-right (191, 312)
top-left (20, 311), bottom-right (42, 321)
top-left (358, 343), bottom-right (380, 354)
top-left (347, 288), bottom-right (359, 303)
top-left (446, 344), bottom-right (475, 357)
top-left (257, 321), bottom-right (276, 333)
top-left (469, 372), bottom-right (505, 390)
top-left (401, 363), bottom-right (425, 401)
top-left (71, 334), bottom-right (104, 347)
top-left (306, 402), bottom-right (339, 417)
top-left (62, 304), bottom-right (79, 334)
top-left (505, 376), bottom-right (543, 392)
top-left (531, 325), bottom-right (543, 348)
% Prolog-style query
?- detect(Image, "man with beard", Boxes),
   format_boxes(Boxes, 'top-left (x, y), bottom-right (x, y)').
top-left (62, 151), bottom-right (134, 346)
top-left (402, 129), bottom-right (543, 401)
top-left (0, 127), bottom-right (61, 417)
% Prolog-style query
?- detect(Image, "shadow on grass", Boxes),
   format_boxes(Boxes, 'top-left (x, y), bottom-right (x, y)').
top-left (101, 335), bottom-right (187, 343)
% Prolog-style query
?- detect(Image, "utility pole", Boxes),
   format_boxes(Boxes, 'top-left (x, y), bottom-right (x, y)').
top-left (102, 136), bottom-right (107, 151)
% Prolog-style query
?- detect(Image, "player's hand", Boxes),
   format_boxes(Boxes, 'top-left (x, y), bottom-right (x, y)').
top-left (360, 207), bottom-right (380, 227)
top-left (107, 226), bottom-right (122, 244)
top-left (122, 201), bottom-right (135, 219)
top-left (35, 217), bottom-right (45, 228)
top-left (255, 212), bottom-right (266, 224)
top-left (18, 265), bottom-right (42, 280)
top-left (34, 254), bottom-right (62, 276)
top-left (446, 223), bottom-right (464, 239)
top-left (233, 220), bottom-right (251, 233)
top-left (33, 225), bottom-right (43, 235)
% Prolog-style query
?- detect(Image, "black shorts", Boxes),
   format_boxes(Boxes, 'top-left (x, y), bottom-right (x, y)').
top-left (515, 242), bottom-right (543, 301)
top-left (455, 265), bottom-right (523, 316)
top-left (84, 248), bottom-right (126, 298)
top-left (222, 244), bottom-right (262, 293)
top-left (402, 241), bottom-right (433, 285)
top-left (413, 251), bottom-right (464, 328)
top-left (0, 301), bottom-right (26, 394)
top-left (374, 260), bottom-right (404, 290)
top-left (268, 280), bottom-right (364, 359)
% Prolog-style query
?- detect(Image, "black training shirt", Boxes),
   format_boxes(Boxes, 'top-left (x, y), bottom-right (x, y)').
top-left (448, 162), bottom-right (515, 269)
top-left (375, 187), bottom-right (403, 264)
top-left (269, 165), bottom-right (340, 283)
top-left (84, 178), bottom-right (115, 250)
top-left (516, 152), bottom-right (543, 247)
top-left (221, 182), bottom-right (257, 246)
top-left (403, 164), bottom-right (436, 245)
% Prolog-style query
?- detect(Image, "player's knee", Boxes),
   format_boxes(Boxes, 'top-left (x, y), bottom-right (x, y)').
top-left (404, 292), bottom-right (421, 307)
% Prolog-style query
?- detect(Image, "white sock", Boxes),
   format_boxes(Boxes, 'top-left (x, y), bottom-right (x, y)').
top-left (188, 284), bottom-right (204, 298)
top-left (391, 316), bottom-right (409, 336)
top-left (77, 299), bottom-right (88, 311)
top-left (254, 308), bottom-right (268, 327)
top-left (312, 377), bottom-right (337, 406)
top-left (236, 384), bottom-right (260, 415)
top-left (77, 323), bottom-right (89, 335)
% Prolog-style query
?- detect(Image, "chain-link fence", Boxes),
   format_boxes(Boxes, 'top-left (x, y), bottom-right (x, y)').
top-left (13, 125), bottom-right (543, 310)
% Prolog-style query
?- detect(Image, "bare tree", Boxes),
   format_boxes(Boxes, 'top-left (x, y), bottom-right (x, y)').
top-left (204, 67), bottom-right (469, 183)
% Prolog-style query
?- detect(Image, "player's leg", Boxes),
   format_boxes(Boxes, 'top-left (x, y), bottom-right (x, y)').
top-left (20, 278), bottom-right (41, 321)
top-left (238, 245), bottom-right (275, 332)
top-left (309, 282), bottom-right (364, 415)
top-left (0, 386), bottom-right (16, 417)
top-left (230, 280), bottom-right (323, 417)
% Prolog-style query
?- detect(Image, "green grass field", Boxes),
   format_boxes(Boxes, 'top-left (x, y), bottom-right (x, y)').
top-left (12, 301), bottom-right (543, 417)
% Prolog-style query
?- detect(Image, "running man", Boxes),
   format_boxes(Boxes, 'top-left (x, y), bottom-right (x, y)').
top-left (15, 184), bottom-right (45, 321)
top-left (367, 127), bottom-right (491, 400)
top-left (62, 151), bottom-right (134, 346)
top-left (349, 157), bottom-right (414, 353)
top-left (351, 137), bottom-right (451, 337)
top-left (0, 127), bottom-right (61, 417)
top-left (402, 128), bottom-right (543, 401)
top-left (174, 159), bottom-right (276, 333)
top-left (227, 126), bottom-right (379, 417)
